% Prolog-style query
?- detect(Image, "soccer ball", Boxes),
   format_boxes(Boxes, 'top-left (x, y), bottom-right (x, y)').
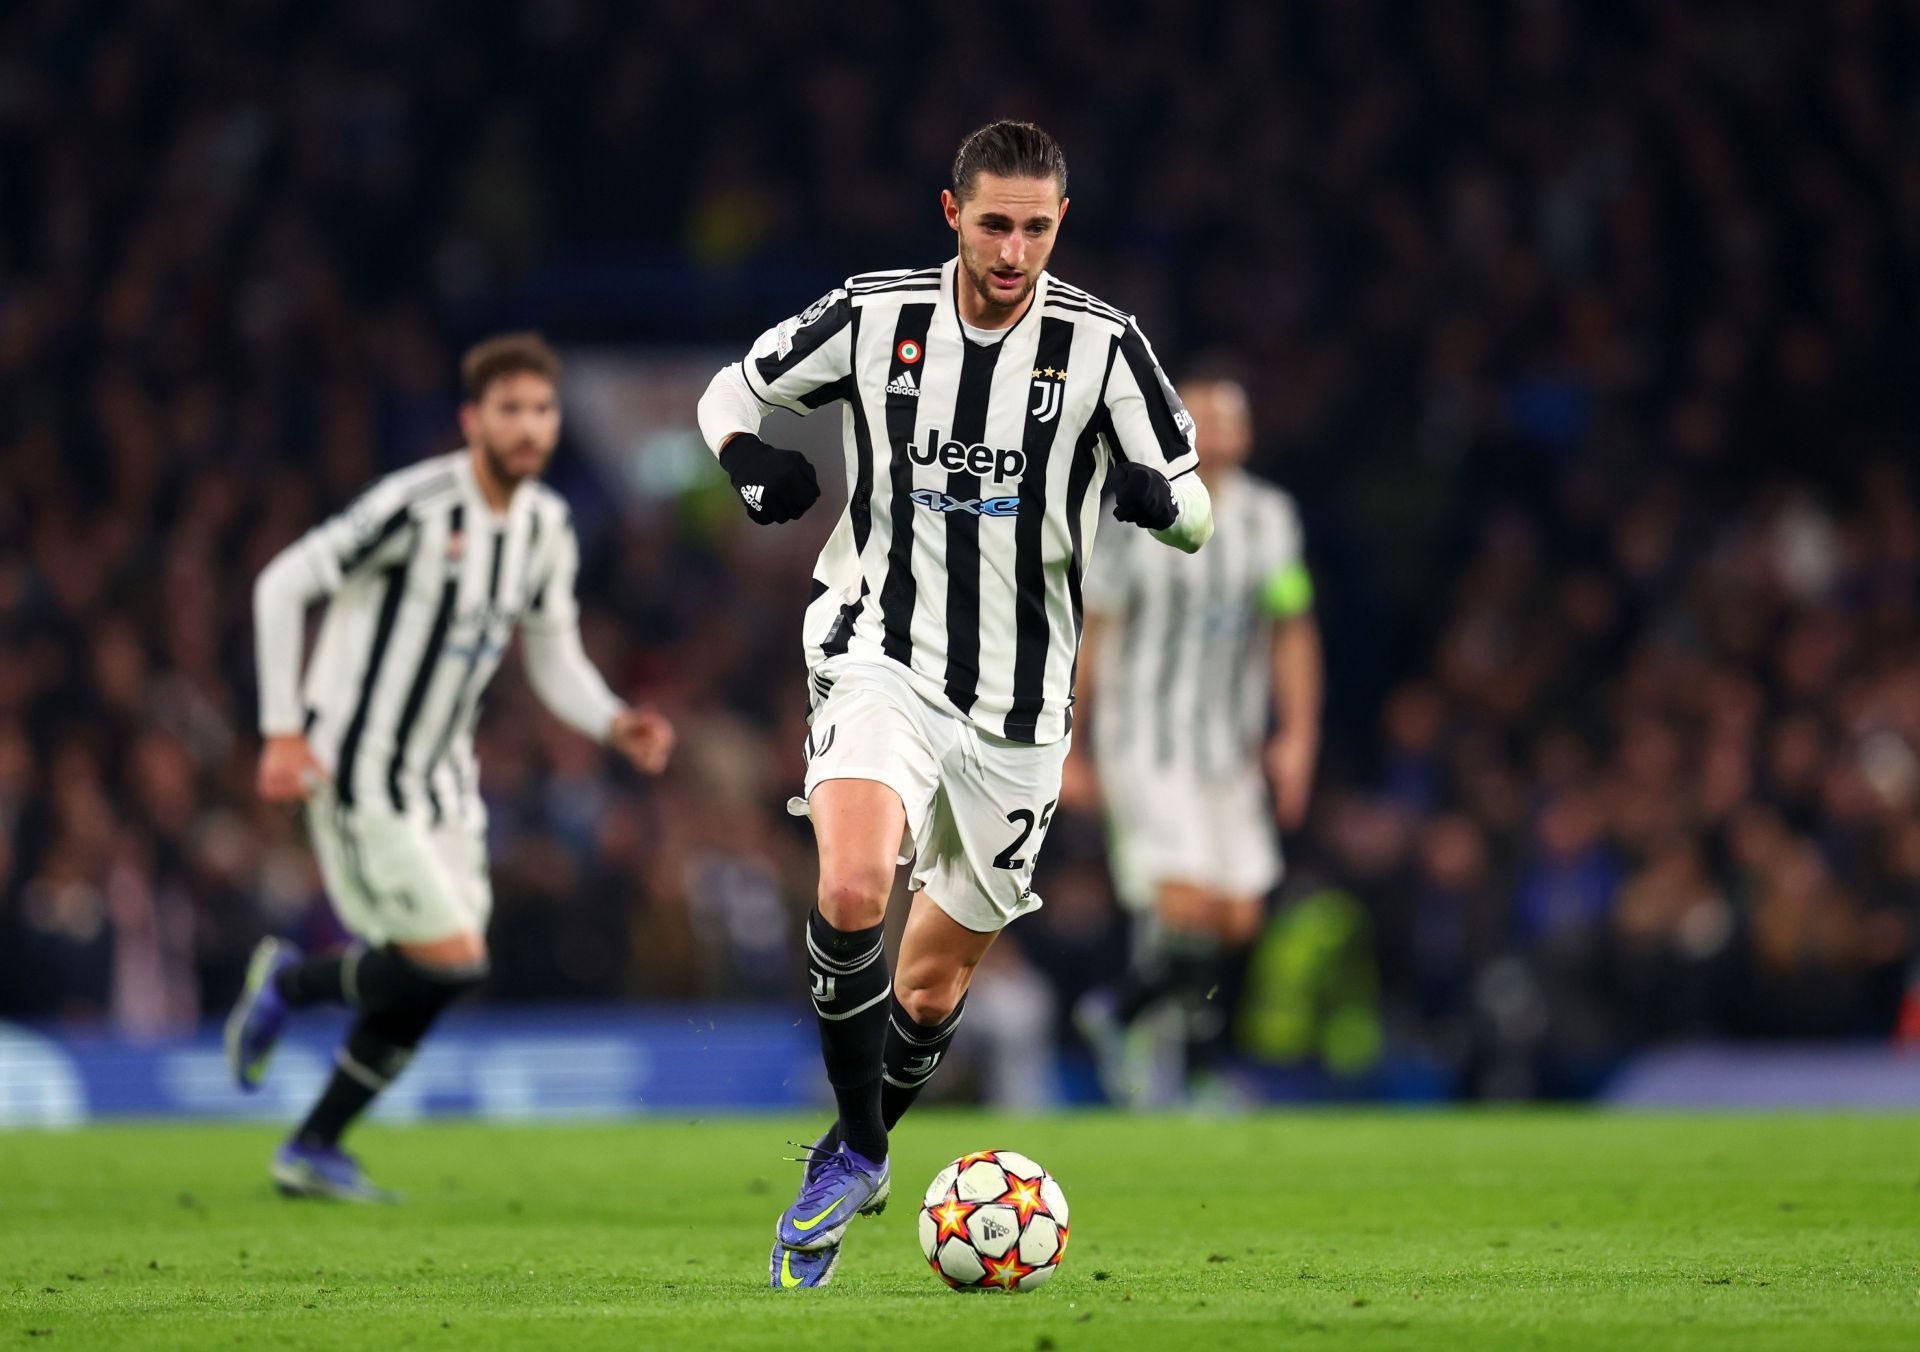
top-left (918, 1149), bottom-right (1070, 1292)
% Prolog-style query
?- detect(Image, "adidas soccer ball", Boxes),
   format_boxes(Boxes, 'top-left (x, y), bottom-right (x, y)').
top-left (918, 1149), bottom-right (1070, 1292)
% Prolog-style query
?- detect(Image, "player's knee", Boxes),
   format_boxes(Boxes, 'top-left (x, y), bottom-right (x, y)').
top-left (407, 955), bottom-right (489, 1003)
top-left (817, 868), bottom-right (892, 930)
top-left (1219, 900), bottom-right (1264, 949)
top-left (399, 931), bottom-right (488, 969)
top-left (1155, 882), bottom-right (1212, 933)
top-left (379, 942), bottom-right (489, 1011)
top-left (894, 964), bottom-right (968, 1026)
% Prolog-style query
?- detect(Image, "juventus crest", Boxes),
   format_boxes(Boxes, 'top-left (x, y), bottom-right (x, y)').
top-left (1030, 366), bottom-right (1067, 423)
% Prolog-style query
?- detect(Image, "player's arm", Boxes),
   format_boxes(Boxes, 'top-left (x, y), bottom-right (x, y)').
top-left (1099, 318), bottom-right (1214, 553)
top-left (1263, 553), bottom-right (1322, 831)
top-left (252, 480), bottom-right (418, 801)
top-left (1061, 539), bottom-right (1129, 807)
top-left (696, 285), bottom-right (857, 524)
top-left (1059, 609), bottom-right (1108, 811)
top-left (520, 518), bottom-right (673, 773)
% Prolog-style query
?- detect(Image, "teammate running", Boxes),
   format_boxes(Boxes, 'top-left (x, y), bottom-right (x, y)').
top-left (1068, 376), bottom-right (1323, 1105)
top-left (228, 333), bottom-right (674, 1199)
top-left (696, 120), bottom-right (1213, 1288)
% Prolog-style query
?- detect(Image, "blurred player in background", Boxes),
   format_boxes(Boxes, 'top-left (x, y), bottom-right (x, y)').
top-left (1067, 377), bottom-right (1322, 1105)
top-left (226, 334), bottom-right (675, 1200)
top-left (697, 120), bottom-right (1213, 1287)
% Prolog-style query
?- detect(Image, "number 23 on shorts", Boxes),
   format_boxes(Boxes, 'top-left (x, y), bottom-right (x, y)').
top-left (993, 799), bottom-right (1058, 871)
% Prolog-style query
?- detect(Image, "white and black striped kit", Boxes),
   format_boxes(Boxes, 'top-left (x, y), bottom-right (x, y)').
top-left (739, 257), bottom-right (1200, 745)
top-left (298, 452), bottom-right (580, 823)
top-left (1089, 471), bottom-right (1306, 777)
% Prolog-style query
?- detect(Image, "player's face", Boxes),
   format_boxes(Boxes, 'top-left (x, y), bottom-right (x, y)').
top-left (461, 372), bottom-right (560, 485)
top-left (1181, 380), bottom-right (1253, 470)
top-left (944, 175), bottom-right (1068, 319)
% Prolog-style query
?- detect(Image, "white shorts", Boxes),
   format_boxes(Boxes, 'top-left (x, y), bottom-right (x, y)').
top-left (801, 658), bottom-right (1069, 933)
top-left (1100, 760), bottom-right (1282, 911)
top-left (305, 789), bottom-right (492, 946)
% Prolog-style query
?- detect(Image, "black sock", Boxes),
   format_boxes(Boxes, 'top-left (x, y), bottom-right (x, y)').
top-left (292, 954), bottom-right (487, 1147)
top-left (881, 993), bottom-right (965, 1128)
top-left (278, 944), bottom-right (485, 1013)
top-left (276, 953), bottom-right (348, 1008)
top-left (805, 907), bottom-right (889, 1164)
top-left (1115, 914), bottom-right (1176, 1026)
top-left (295, 1004), bottom-right (440, 1148)
top-left (1173, 938), bottom-right (1229, 1075)
top-left (1114, 964), bottom-right (1175, 1026)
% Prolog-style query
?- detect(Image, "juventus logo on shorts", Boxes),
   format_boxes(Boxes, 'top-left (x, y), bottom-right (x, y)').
top-left (805, 725), bottom-right (837, 761)
top-left (1029, 367), bottom-right (1066, 423)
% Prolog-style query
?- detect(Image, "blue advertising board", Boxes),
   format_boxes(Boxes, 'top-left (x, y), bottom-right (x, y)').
top-left (0, 1005), bottom-right (821, 1128)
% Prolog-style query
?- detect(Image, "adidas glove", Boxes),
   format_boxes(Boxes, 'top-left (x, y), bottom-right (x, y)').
top-left (719, 433), bottom-right (821, 524)
top-left (1110, 462), bottom-right (1177, 531)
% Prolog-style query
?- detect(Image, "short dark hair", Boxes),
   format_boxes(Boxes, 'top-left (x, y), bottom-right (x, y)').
top-left (460, 332), bottom-right (562, 402)
top-left (951, 120), bottom-right (1068, 203)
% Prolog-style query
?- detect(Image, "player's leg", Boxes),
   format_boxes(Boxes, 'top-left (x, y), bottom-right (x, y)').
top-left (772, 777), bottom-right (903, 1263)
top-left (865, 721), bottom-right (1061, 1124)
top-left (1180, 773), bottom-right (1284, 1097)
top-left (879, 889), bottom-right (998, 1125)
top-left (775, 667), bottom-right (945, 1266)
top-left (806, 776), bottom-right (904, 1162)
top-left (1178, 891), bottom-right (1264, 1094)
top-left (1114, 879), bottom-right (1214, 1024)
top-left (268, 800), bottom-right (490, 1199)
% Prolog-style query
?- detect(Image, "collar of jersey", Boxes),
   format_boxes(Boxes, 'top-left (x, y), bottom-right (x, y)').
top-left (452, 447), bottom-right (526, 525)
top-left (947, 256), bottom-right (1047, 348)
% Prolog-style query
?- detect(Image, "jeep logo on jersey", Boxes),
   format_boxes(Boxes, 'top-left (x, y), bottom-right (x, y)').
top-left (908, 430), bottom-right (1027, 481)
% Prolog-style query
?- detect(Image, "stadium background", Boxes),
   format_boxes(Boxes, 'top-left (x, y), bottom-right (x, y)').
top-left (3, 0), bottom-right (1919, 1119)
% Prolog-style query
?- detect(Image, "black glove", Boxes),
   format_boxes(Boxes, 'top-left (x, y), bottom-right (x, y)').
top-left (1111, 462), bottom-right (1177, 530)
top-left (719, 433), bottom-right (821, 524)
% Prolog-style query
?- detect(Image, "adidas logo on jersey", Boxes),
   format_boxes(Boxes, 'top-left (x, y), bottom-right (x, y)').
top-left (740, 484), bottom-right (765, 510)
top-left (886, 370), bottom-right (920, 398)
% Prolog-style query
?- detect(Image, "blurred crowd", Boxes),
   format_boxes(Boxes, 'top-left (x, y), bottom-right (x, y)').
top-left (1318, 467), bottom-right (1920, 1094)
top-left (2, 1), bottom-right (1917, 1089)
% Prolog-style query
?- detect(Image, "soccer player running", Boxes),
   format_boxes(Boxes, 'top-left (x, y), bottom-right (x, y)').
top-left (227, 334), bottom-right (675, 1200)
top-left (1067, 377), bottom-right (1322, 1105)
top-left (697, 120), bottom-right (1213, 1289)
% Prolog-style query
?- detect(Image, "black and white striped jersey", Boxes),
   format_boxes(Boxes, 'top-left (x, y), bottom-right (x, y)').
top-left (1086, 470), bottom-right (1309, 777)
top-left (267, 451), bottom-right (589, 822)
top-left (735, 257), bottom-right (1200, 745)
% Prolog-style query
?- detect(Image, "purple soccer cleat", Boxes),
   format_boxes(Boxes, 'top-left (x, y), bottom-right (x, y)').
top-left (769, 1238), bottom-right (842, 1289)
top-left (769, 1129), bottom-right (859, 1288)
top-left (270, 1138), bottom-right (397, 1203)
top-left (775, 1144), bottom-right (889, 1252)
top-left (224, 937), bottom-right (301, 1093)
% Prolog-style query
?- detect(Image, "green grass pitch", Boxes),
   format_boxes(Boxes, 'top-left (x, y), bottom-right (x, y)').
top-left (3, 1112), bottom-right (1916, 1348)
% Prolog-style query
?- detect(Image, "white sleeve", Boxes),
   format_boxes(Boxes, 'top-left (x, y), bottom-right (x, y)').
top-left (1100, 317), bottom-right (1200, 479)
top-left (522, 624), bottom-right (625, 743)
top-left (519, 516), bottom-right (625, 742)
top-left (697, 362), bottom-right (781, 457)
top-left (253, 535), bottom-right (335, 736)
top-left (1150, 472), bottom-right (1214, 554)
top-left (253, 474), bottom-right (423, 736)
top-left (697, 285), bottom-right (856, 457)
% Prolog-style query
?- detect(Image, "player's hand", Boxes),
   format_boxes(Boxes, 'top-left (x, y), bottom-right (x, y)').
top-left (1110, 462), bottom-right (1177, 530)
top-left (1265, 734), bottom-right (1316, 831)
top-left (609, 706), bottom-right (676, 775)
top-left (1059, 749), bottom-right (1101, 812)
top-left (258, 734), bottom-right (326, 803)
top-left (719, 433), bottom-right (821, 524)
